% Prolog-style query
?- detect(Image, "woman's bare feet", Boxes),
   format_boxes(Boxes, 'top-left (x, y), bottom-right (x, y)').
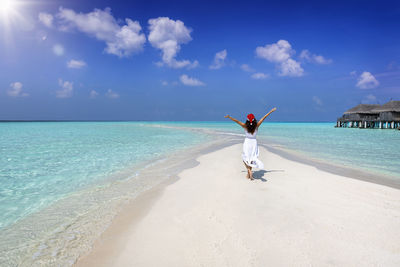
top-left (243, 161), bottom-right (253, 180)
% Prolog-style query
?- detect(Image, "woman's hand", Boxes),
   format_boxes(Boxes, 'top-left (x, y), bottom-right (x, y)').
top-left (257, 108), bottom-right (276, 128)
top-left (224, 115), bottom-right (230, 118)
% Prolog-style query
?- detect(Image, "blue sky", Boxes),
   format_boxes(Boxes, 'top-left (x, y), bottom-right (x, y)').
top-left (1, 0), bottom-right (399, 121)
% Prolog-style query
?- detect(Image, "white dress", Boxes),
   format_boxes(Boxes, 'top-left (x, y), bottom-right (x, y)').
top-left (242, 129), bottom-right (264, 169)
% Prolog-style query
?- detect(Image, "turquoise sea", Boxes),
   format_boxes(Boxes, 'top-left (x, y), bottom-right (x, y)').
top-left (149, 121), bottom-right (400, 178)
top-left (163, 122), bottom-right (400, 178)
top-left (0, 121), bottom-right (399, 265)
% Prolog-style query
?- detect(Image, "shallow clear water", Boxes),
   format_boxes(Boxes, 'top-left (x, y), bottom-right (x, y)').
top-left (149, 121), bottom-right (400, 178)
top-left (0, 122), bottom-right (207, 229)
top-left (0, 121), bottom-right (399, 265)
top-left (1, 121), bottom-right (399, 230)
top-left (257, 123), bottom-right (400, 178)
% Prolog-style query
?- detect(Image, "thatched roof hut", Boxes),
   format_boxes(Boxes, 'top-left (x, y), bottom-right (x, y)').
top-left (371, 101), bottom-right (400, 113)
top-left (337, 100), bottom-right (400, 128)
top-left (343, 104), bottom-right (380, 114)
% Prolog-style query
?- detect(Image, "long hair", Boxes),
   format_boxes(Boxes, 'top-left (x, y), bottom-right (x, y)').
top-left (245, 119), bottom-right (258, 134)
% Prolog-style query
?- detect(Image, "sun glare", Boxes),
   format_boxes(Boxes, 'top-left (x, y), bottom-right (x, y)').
top-left (0, 0), bottom-right (26, 28)
top-left (0, 0), bottom-right (15, 13)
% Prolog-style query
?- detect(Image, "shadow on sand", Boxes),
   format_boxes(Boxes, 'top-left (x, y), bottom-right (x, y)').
top-left (242, 169), bottom-right (284, 182)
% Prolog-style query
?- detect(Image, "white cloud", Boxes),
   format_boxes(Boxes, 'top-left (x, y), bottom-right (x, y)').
top-left (363, 94), bottom-right (377, 104)
top-left (313, 55), bottom-right (332, 64)
top-left (209, 49), bottom-right (227, 69)
top-left (251, 72), bottom-right (269, 80)
top-left (106, 89), bottom-right (119, 98)
top-left (256, 40), bottom-right (294, 63)
top-left (56, 79), bottom-right (73, 98)
top-left (90, 90), bottom-right (99, 98)
top-left (279, 58), bottom-right (304, 77)
top-left (299, 50), bottom-right (309, 60)
top-left (350, 70), bottom-right (357, 76)
top-left (57, 7), bottom-right (146, 57)
top-left (161, 81), bottom-right (168, 86)
top-left (67, 59), bottom-right (86, 69)
top-left (38, 12), bottom-right (54, 28)
top-left (256, 40), bottom-right (303, 77)
top-left (67, 59), bottom-right (87, 69)
top-left (240, 64), bottom-right (255, 72)
top-left (7, 82), bottom-right (29, 97)
top-left (53, 44), bottom-right (64, 56)
top-left (312, 96), bottom-right (323, 106)
top-left (148, 17), bottom-right (197, 69)
top-left (299, 49), bottom-right (332, 64)
top-left (180, 74), bottom-right (205, 86)
top-left (356, 71), bottom-right (379, 89)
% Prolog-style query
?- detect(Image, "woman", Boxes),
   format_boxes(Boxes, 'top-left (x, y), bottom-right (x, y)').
top-left (224, 107), bottom-right (276, 180)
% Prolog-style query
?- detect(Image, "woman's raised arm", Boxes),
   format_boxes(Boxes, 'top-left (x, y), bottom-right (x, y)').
top-left (257, 107), bottom-right (277, 128)
top-left (224, 115), bottom-right (246, 128)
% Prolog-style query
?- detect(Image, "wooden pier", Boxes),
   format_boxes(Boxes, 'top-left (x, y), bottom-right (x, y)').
top-left (336, 101), bottom-right (400, 129)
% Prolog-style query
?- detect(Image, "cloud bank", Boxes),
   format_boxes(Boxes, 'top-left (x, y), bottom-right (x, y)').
top-left (57, 7), bottom-right (146, 57)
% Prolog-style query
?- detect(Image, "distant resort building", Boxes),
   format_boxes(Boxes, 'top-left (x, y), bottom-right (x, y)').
top-left (336, 100), bottom-right (400, 129)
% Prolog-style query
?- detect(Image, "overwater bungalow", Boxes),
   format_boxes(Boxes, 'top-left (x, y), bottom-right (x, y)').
top-left (336, 100), bottom-right (400, 129)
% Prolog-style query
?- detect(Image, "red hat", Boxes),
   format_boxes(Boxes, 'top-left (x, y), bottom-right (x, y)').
top-left (247, 113), bottom-right (255, 122)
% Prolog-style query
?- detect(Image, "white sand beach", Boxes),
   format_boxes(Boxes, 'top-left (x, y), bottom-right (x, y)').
top-left (76, 144), bottom-right (400, 267)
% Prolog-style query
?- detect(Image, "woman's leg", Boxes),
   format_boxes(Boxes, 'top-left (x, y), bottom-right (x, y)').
top-left (243, 161), bottom-right (250, 178)
top-left (243, 161), bottom-right (253, 180)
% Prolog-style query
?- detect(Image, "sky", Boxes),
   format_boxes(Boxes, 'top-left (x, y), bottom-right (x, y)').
top-left (0, 0), bottom-right (399, 121)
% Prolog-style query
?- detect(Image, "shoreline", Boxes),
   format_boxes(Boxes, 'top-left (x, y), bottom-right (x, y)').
top-left (76, 136), bottom-right (400, 265)
top-left (141, 121), bottom-right (400, 189)
top-left (144, 122), bottom-right (400, 181)
top-left (0, 136), bottom-right (239, 266)
top-left (1, 131), bottom-right (398, 266)
top-left (76, 143), bottom-right (400, 266)
top-left (260, 142), bottom-right (400, 190)
top-left (75, 138), bottom-right (242, 266)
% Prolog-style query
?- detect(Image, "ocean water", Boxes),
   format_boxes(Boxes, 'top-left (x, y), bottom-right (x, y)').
top-left (0, 122), bottom-right (209, 229)
top-left (154, 121), bottom-right (400, 179)
top-left (0, 122), bottom-right (214, 266)
top-left (257, 122), bottom-right (400, 178)
top-left (0, 121), bottom-right (399, 265)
